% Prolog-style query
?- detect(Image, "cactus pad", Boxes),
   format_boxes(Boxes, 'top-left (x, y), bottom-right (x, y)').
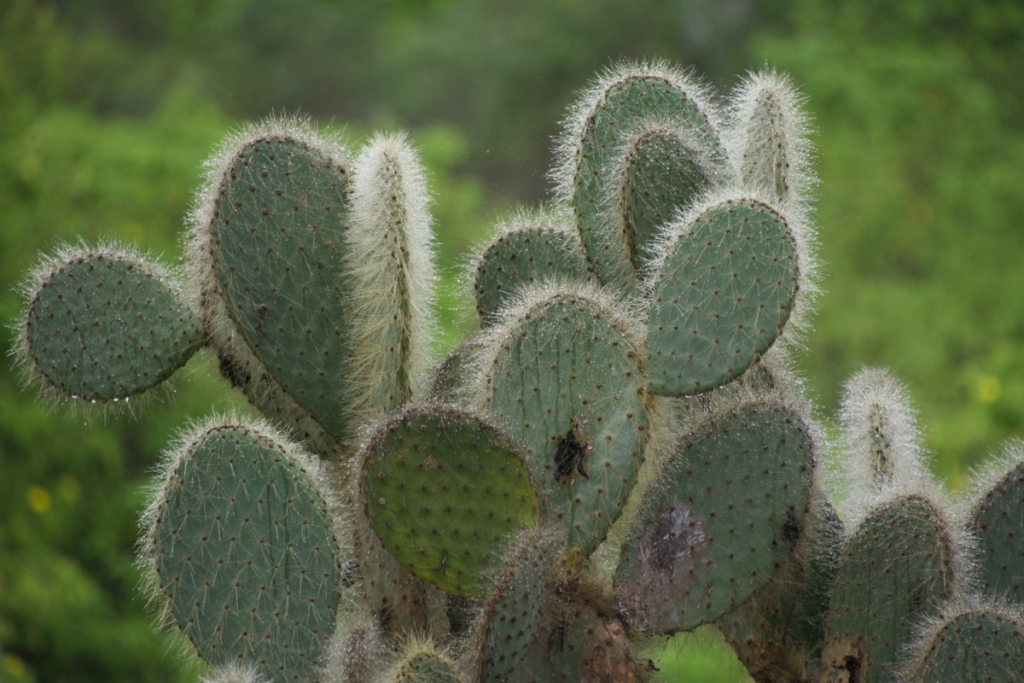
top-left (910, 604), bottom-right (1024, 683)
top-left (617, 126), bottom-right (714, 273)
top-left (361, 405), bottom-right (540, 596)
top-left (473, 220), bottom-right (594, 327)
top-left (145, 420), bottom-right (343, 682)
top-left (646, 197), bottom-right (798, 397)
top-left (501, 597), bottom-right (641, 683)
top-left (483, 288), bottom-right (647, 557)
top-left (20, 247), bottom-right (202, 404)
top-left (969, 453), bottom-right (1024, 602)
top-left (196, 125), bottom-right (355, 441)
top-left (614, 401), bottom-right (815, 634)
top-left (821, 493), bottom-right (958, 682)
top-left (474, 531), bottom-right (559, 682)
top-left (563, 64), bottom-right (722, 290)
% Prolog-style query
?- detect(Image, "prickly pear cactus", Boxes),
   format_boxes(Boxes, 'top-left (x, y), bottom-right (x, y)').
top-left (12, 60), bottom-right (1024, 683)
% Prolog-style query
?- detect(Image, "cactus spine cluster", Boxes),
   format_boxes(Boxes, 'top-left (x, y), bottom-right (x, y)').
top-left (13, 61), bottom-right (1024, 682)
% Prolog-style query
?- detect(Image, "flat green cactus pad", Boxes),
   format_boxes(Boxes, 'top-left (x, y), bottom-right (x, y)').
top-left (502, 598), bottom-right (640, 683)
top-left (146, 421), bottom-right (343, 682)
top-left (476, 532), bottom-right (557, 683)
top-left (473, 225), bottom-right (594, 328)
top-left (361, 405), bottom-right (540, 597)
top-left (970, 456), bottom-right (1024, 602)
top-left (202, 132), bottom-right (354, 441)
top-left (913, 607), bottom-right (1024, 683)
top-left (618, 127), bottom-right (713, 273)
top-left (570, 68), bottom-right (722, 290)
top-left (484, 290), bottom-right (648, 557)
top-left (646, 198), bottom-right (798, 397)
top-left (21, 248), bottom-right (202, 404)
top-left (614, 401), bottom-right (815, 634)
top-left (821, 494), bottom-right (957, 683)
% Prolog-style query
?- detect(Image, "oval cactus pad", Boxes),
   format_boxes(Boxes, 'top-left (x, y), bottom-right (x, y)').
top-left (485, 291), bottom-right (648, 558)
top-left (147, 422), bottom-right (343, 682)
top-left (646, 198), bottom-right (798, 397)
top-left (614, 402), bottom-right (815, 634)
top-left (203, 131), bottom-right (354, 440)
top-left (361, 405), bottom-right (540, 597)
top-left (22, 248), bottom-right (201, 404)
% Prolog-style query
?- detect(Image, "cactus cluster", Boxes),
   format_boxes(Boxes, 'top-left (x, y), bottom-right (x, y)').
top-left (13, 61), bottom-right (1024, 682)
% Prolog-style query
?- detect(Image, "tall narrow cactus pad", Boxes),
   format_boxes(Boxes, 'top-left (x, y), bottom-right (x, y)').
top-left (616, 124), bottom-right (718, 274)
top-left (717, 499), bottom-right (844, 682)
top-left (472, 211), bottom-right (594, 327)
top-left (347, 132), bottom-right (435, 420)
top-left (614, 401), bottom-right (815, 634)
top-left (500, 597), bottom-right (642, 683)
top-left (839, 367), bottom-right (927, 500)
top-left (728, 70), bottom-right (812, 207)
top-left (557, 61), bottom-right (723, 290)
top-left (192, 119), bottom-right (355, 443)
top-left (482, 286), bottom-right (648, 557)
top-left (906, 599), bottom-right (1024, 683)
top-left (470, 530), bottom-right (560, 683)
top-left (142, 418), bottom-right (344, 682)
top-left (968, 446), bottom-right (1024, 603)
top-left (17, 246), bottom-right (202, 405)
top-left (646, 197), bottom-right (799, 397)
top-left (821, 493), bottom-right (960, 683)
top-left (360, 405), bottom-right (540, 596)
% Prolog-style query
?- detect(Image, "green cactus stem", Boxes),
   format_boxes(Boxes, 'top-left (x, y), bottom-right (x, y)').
top-left (905, 597), bottom-right (1024, 683)
top-left (468, 528), bottom-right (561, 683)
top-left (615, 122), bottom-right (720, 275)
top-left (821, 489), bottom-right (965, 683)
top-left (967, 442), bottom-right (1024, 603)
top-left (190, 117), bottom-right (357, 447)
top-left (471, 208), bottom-right (595, 328)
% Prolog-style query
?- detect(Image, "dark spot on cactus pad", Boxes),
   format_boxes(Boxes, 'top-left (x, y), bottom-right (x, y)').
top-left (218, 354), bottom-right (251, 389)
top-left (615, 500), bottom-right (712, 633)
top-left (554, 413), bottom-right (593, 485)
top-left (822, 637), bottom-right (865, 683)
top-left (782, 507), bottom-right (801, 543)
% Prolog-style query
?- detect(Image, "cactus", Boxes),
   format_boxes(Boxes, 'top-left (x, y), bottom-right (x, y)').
top-left (12, 60), bottom-right (1024, 683)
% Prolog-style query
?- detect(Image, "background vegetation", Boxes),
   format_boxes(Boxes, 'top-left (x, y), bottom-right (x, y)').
top-left (1, 1), bottom-right (1022, 681)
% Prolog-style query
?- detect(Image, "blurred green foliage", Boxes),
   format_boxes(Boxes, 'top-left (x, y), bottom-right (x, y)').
top-left (0, 0), bottom-right (1021, 681)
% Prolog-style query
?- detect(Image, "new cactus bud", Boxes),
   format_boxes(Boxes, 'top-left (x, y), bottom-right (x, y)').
top-left (727, 69), bottom-right (813, 208)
